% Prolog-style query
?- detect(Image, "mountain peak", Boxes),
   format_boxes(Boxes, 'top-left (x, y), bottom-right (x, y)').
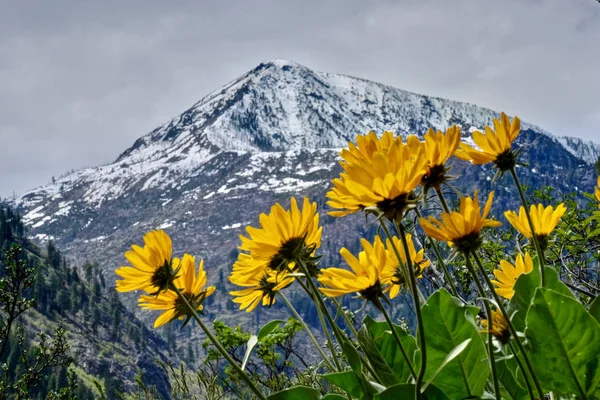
top-left (260, 59), bottom-right (306, 69)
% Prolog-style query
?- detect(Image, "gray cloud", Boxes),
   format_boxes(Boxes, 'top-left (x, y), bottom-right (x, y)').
top-left (1, 0), bottom-right (599, 197)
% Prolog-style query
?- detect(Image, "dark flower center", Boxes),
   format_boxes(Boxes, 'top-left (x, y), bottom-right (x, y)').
top-left (150, 260), bottom-right (173, 293)
top-left (453, 231), bottom-right (483, 254)
top-left (359, 280), bottom-right (383, 304)
top-left (258, 274), bottom-right (279, 308)
top-left (268, 237), bottom-right (306, 272)
top-left (535, 234), bottom-right (549, 251)
top-left (493, 149), bottom-right (517, 172)
top-left (422, 164), bottom-right (449, 191)
top-left (377, 192), bottom-right (418, 222)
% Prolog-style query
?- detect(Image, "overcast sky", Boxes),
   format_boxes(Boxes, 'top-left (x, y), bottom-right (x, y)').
top-left (1, 0), bottom-right (599, 198)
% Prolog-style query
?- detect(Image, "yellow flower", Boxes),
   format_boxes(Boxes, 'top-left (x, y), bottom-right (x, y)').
top-left (382, 235), bottom-right (431, 299)
top-left (455, 113), bottom-right (521, 171)
top-left (115, 230), bottom-right (175, 294)
top-left (229, 270), bottom-right (294, 312)
top-left (411, 125), bottom-right (462, 192)
top-left (481, 309), bottom-right (511, 344)
top-left (595, 176), bottom-right (600, 204)
top-left (139, 254), bottom-right (215, 328)
top-left (318, 237), bottom-right (391, 303)
top-left (237, 196), bottom-right (321, 275)
top-left (419, 190), bottom-right (501, 253)
top-left (491, 252), bottom-right (534, 300)
top-left (327, 132), bottom-right (428, 221)
top-left (504, 203), bottom-right (566, 249)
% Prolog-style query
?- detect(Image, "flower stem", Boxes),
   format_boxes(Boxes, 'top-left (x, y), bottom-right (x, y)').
top-left (278, 291), bottom-right (337, 371)
top-left (296, 277), bottom-right (343, 371)
top-left (434, 187), bottom-right (451, 214)
top-left (414, 207), bottom-right (460, 298)
top-left (331, 297), bottom-right (359, 338)
top-left (171, 285), bottom-right (267, 400)
top-left (508, 342), bottom-right (535, 400)
top-left (464, 254), bottom-right (501, 400)
top-left (472, 253), bottom-right (545, 399)
top-left (296, 263), bottom-right (384, 384)
top-left (509, 167), bottom-right (547, 286)
top-left (374, 296), bottom-right (418, 381)
top-left (380, 220), bottom-right (423, 393)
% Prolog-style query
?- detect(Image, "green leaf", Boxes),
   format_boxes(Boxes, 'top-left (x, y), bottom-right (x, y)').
top-left (419, 288), bottom-right (489, 399)
top-left (589, 295), bottom-right (600, 324)
top-left (323, 371), bottom-right (375, 399)
top-left (322, 395), bottom-right (346, 400)
top-left (525, 287), bottom-right (600, 397)
top-left (258, 319), bottom-right (286, 340)
top-left (241, 334), bottom-right (258, 371)
top-left (267, 386), bottom-right (322, 400)
top-left (496, 357), bottom-right (529, 400)
top-left (508, 266), bottom-right (574, 332)
top-left (422, 339), bottom-right (471, 392)
top-left (374, 383), bottom-right (451, 400)
top-left (342, 340), bottom-right (362, 374)
top-left (358, 315), bottom-right (417, 385)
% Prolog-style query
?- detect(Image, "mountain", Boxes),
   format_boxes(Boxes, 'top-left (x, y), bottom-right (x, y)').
top-left (8, 59), bottom-right (600, 328)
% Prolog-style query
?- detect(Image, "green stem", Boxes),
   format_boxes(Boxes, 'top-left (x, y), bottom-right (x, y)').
top-left (414, 207), bottom-right (460, 298)
top-left (472, 253), bottom-right (545, 399)
top-left (375, 297), bottom-right (418, 381)
top-left (380, 220), bottom-right (423, 393)
top-left (331, 297), bottom-right (359, 338)
top-left (434, 187), bottom-right (451, 214)
top-left (509, 167), bottom-right (547, 286)
top-left (171, 286), bottom-right (267, 400)
top-left (464, 255), bottom-right (501, 400)
top-left (297, 263), bottom-right (384, 385)
top-left (296, 277), bottom-right (343, 371)
top-left (278, 291), bottom-right (337, 371)
top-left (508, 342), bottom-right (535, 400)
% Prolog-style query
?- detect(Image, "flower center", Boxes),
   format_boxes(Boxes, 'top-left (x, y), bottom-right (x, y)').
top-left (493, 149), bottom-right (517, 172)
top-left (359, 279), bottom-right (383, 303)
top-left (422, 164), bottom-right (448, 191)
top-left (150, 260), bottom-right (173, 293)
top-left (258, 274), bottom-right (278, 308)
top-left (535, 234), bottom-right (549, 251)
top-left (268, 237), bottom-right (309, 272)
top-left (376, 192), bottom-right (417, 222)
top-left (452, 231), bottom-right (483, 254)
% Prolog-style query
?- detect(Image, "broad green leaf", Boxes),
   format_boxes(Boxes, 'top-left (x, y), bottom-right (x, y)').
top-left (257, 319), bottom-right (286, 340)
top-left (359, 315), bottom-right (417, 385)
top-left (589, 295), bottom-right (600, 324)
top-left (508, 266), bottom-right (573, 332)
top-left (496, 357), bottom-right (529, 400)
top-left (422, 339), bottom-right (471, 392)
top-left (342, 340), bottom-right (362, 374)
top-left (323, 371), bottom-right (376, 399)
top-left (241, 334), bottom-right (258, 371)
top-left (374, 383), bottom-right (451, 400)
top-left (419, 288), bottom-right (489, 399)
top-left (322, 395), bottom-right (346, 400)
top-left (267, 386), bottom-right (321, 400)
top-left (525, 287), bottom-right (600, 397)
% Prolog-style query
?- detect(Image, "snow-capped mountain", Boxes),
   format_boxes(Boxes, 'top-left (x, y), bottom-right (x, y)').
top-left (9, 60), bottom-right (599, 321)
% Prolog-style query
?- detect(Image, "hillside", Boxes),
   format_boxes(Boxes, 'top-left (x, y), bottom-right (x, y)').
top-left (0, 206), bottom-right (177, 399)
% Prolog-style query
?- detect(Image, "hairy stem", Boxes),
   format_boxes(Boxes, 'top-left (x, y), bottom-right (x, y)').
top-left (472, 253), bottom-right (545, 399)
top-left (171, 286), bottom-right (267, 400)
top-left (464, 255), bottom-right (500, 400)
top-left (278, 291), bottom-right (337, 371)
